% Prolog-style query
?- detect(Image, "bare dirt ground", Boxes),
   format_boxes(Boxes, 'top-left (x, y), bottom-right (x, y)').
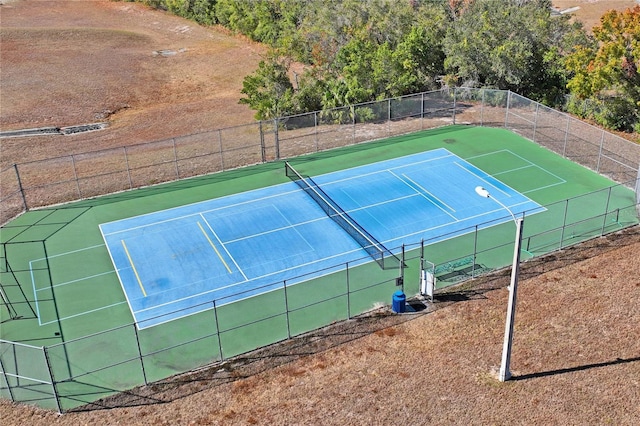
top-left (1, 1), bottom-right (639, 424)
top-left (553, 0), bottom-right (639, 30)
top-left (0, 0), bottom-right (265, 169)
top-left (2, 228), bottom-right (639, 425)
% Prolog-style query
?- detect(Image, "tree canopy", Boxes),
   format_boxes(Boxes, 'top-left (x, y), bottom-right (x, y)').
top-left (565, 6), bottom-right (640, 132)
top-left (137, 0), bottom-right (639, 135)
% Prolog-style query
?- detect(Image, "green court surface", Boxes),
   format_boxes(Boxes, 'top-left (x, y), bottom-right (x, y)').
top-left (1, 125), bottom-right (637, 411)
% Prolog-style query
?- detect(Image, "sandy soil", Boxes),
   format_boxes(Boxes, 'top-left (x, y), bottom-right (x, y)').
top-left (552, 0), bottom-right (639, 30)
top-left (1, 1), bottom-right (639, 424)
top-left (0, 0), bottom-right (265, 168)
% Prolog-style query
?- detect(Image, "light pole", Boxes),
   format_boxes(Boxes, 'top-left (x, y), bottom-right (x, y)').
top-left (475, 186), bottom-right (524, 382)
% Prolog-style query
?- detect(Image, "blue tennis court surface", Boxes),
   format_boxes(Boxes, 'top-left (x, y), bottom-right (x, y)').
top-left (100, 148), bottom-right (544, 328)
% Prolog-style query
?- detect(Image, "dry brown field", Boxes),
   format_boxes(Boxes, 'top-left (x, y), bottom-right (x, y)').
top-left (1, 1), bottom-right (639, 424)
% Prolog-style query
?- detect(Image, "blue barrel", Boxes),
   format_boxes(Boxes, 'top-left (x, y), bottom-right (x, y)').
top-left (392, 290), bottom-right (406, 313)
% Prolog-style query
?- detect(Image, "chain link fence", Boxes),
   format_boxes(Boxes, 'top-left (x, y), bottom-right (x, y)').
top-left (2, 89), bottom-right (639, 225)
top-left (2, 89), bottom-right (640, 411)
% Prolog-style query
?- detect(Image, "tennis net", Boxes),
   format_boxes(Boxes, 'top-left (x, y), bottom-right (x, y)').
top-left (285, 162), bottom-right (395, 269)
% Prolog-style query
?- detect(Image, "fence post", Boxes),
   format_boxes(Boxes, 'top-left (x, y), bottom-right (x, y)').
top-left (452, 87), bottom-right (457, 125)
top-left (532, 102), bottom-right (540, 143)
top-left (172, 138), bottom-right (179, 179)
top-left (70, 155), bottom-right (81, 199)
top-left (596, 130), bottom-right (605, 173)
top-left (283, 280), bottom-right (291, 339)
top-left (636, 164), bottom-right (640, 207)
top-left (212, 300), bottom-right (224, 361)
top-left (387, 97), bottom-right (391, 136)
top-left (480, 89), bottom-right (485, 126)
top-left (132, 324), bottom-right (148, 385)
top-left (13, 164), bottom-right (28, 213)
top-left (0, 351), bottom-right (15, 401)
top-left (259, 121), bottom-right (266, 162)
top-left (351, 105), bottom-right (356, 144)
top-left (472, 224), bottom-right (479, 277)
top-left (505, 90), bottom-right (511, 128)
top-left (421, 92), bottom-right (425, 130)
top-left (123, 146), bottom-right (133, 189)
top-left (314, 111), bottom-right (319, 152)
top-left (42, 346), bottom-right (63, 414)
top-left (346, 262), bottom-right (351, 319)
top-left (563, 115), bottom-right (570, 158)
top-left (560, 199), bottom-right (569, 248)
top-left (274, 118), bottom-right (280, 160)
top-left (217, 129), bottom-right (224, 171)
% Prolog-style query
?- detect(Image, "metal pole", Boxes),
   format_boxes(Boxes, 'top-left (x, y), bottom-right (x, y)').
top-left (346, 262), bottom-right (351, 319)
top-left (475, 186), bottom-right (524, 382)
top-left (498, 216), bottom-right (524, 382)
top-left (283, 280), bottom-right (291, 339)
top-left (172, 138), bottom-right (179, 178)
top-left (212, 299), bottom-right (224, 361)
top-left (274, 118), bottom-right (280, 160)
top-left (480, 89), bottom-right (485, 126)
top-left (42, 346), bottom-right (63, 414)
top-left (123, 146), bottom-right (133, 189)
top-left (452, 87), bottom-right (457, 125)
top-left (133, 324), bottom-right (148, 385)
top-left (13, 164), bottom-right (29, 212)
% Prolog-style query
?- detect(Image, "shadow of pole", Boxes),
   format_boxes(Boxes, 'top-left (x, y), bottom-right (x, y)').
top-left (511, 356), bottom-right (640, 381)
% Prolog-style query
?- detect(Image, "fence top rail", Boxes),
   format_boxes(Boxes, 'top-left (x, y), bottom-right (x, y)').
top-left (9, 88), bottom-right (639, 171)
top-left (0, 339), bottom-right (42, 349)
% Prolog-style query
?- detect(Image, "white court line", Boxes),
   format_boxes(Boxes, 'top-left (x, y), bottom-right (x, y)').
top-left (134, 243), bottom-right (367, 315)
top-left (453, 161), bottom-right (513, 198)
top-left (27, 244), bottom-right (127, 326)
top-left (523, 181), bottom-right (566, 194)
top-left (29, 260), bottom-right (43, 325)
top-left (200, 213), bottom-right (248, 281)
top-left (390, 170), bottom-right (458, 220)
top-left (225, 212), bottom-right (327, 244)
top-left (39, 301), bottom-right (128, 326)
top-left (101, 186), bottom-right (304, 237)
top-left (318, 150), bottom-right (455, 188)
top-left (46, 271), bottom-right (116, 290)
top-left (467, 149), bottom-right (567, 187)
top-left (29, 243), bottom-right (107, 267)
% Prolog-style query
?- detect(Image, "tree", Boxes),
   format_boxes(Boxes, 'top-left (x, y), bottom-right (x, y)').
top-left (565, 6), bottom-right (640, 132)
top-left (239, 54), bottom-right (295, 120)
top-left (442, 0), bottom-right (576, 104)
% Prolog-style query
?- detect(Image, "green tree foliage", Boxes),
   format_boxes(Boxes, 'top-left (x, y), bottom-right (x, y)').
top-left (565, 6), bottom-right (640, 132)
top-left (239, 54), bottom-right (295, 120)
top-left (133, 0), bottom-right (636, 136)
top-left (279, 0), bottom-right (448, 114)
top-left (136, 0), bottom-right (217, 25)
top-left (442, 0), bottom-right (579, 105)
top-left (215, 0), bottom-right (304, 48)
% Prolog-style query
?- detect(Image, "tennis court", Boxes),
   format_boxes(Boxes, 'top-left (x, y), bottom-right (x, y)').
top-left (100, 148), bottom-right (544, 328)
top-left (2, 124), bottom-right (638, 412)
